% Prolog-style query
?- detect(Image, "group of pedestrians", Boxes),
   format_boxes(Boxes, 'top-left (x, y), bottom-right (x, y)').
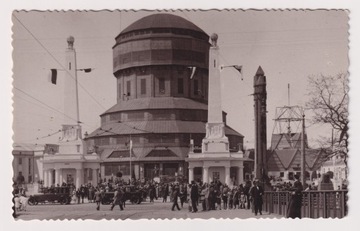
top-left (166, 179), bottom-right (265, 216)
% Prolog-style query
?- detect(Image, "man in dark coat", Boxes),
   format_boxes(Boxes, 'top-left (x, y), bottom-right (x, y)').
top-left (110, 186), bottom-right (124, 211)
top-left (190, 181), bottom-right (199, 213)
top-left (171, 186), bottom-right (181, 211)
top-left (250, 180), bottom-right (264, 215)
top-left (287, 175), bottom-right (303, 218)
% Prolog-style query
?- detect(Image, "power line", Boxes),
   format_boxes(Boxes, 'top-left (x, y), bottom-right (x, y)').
top-left (12, 13), bottom-right (107, 112)
top-left (14, 86), bottom-right (79, 124)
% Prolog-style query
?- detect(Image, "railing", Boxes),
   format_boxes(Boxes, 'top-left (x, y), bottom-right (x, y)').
top-left (263, 190), bottom-right (348, 218)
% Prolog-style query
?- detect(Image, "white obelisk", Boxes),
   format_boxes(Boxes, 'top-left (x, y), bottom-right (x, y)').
top-left (202, 33), bottom-right (230, 154)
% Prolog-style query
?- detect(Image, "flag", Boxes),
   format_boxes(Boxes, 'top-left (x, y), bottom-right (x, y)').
top-left (188, 66), bottom-right (197, 79)
top-left (233, 65), bottom-right (242, 74)
top-left (50, 69), bottom-right (57, 84)
top-left (233, 65), bottom-right (243, 80)
top-left (83, 68), bottom-right (92, 73)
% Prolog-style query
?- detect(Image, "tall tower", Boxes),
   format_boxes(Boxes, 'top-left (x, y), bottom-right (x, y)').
top-left (187, 33), bottom-right (245, 187)
top-left (253, 66), bottom-right (267, 180)
top-left (202, 33), bottom-right (230, 154)
top-left (60, 36), bottom-right (82, 142)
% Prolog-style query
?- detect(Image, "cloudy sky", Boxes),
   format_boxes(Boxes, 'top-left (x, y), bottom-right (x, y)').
top-left (12, 10), bottom-right (349, 148)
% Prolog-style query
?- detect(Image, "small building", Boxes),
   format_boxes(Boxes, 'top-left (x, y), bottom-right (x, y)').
top-left (320, 155), bottom-right (347, 189)
top-left (12, 143), bottom-right (44, 185)
top-left (266, 132), bottom-right (327, 182)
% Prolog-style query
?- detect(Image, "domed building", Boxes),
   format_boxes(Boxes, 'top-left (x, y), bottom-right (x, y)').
top-left (85, 14), bottom-right (244, 182)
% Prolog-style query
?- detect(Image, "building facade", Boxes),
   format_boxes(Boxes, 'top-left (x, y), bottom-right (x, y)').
top-left (85, 14), bottom-right (244, 182)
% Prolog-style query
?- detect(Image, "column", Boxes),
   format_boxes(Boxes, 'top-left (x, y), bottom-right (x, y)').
top-left (100, 165), bottom-right (105, 182)
top-left (48, 169), bottom-right (53, 187)
top-left (59, 169), bottom-right (63, 185)
top-left (238, 165), bottom-right (244, 186)
top-left (76, 168), bottom-right (82, 189)
top-left (55, 168), bottom-right (60, 186)
top-left (283, 170), bottom-right (289, 181)
top-left (203, 166), bottom-right (209, 184)
top-left (92, 168), bottom-right (98, 186)
top-left (43, 169), bottom-right (49, 187)
top-left (188, 167), bottom-right (194, 184)
top-left (225, 166), bottom-right (231, 186)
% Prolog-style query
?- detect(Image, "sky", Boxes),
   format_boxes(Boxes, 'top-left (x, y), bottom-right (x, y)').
top-left (11, 10), bottom-right (349, 149)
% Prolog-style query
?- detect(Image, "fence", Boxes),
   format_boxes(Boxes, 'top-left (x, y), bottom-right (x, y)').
top-left (263, 190), bottom-right (347, 218)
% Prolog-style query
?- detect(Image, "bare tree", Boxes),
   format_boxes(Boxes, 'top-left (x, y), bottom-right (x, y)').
top-left (306, 73), bottom-right (349, 168)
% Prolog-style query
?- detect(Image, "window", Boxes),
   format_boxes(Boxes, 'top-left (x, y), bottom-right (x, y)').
top-left (118, 83), bottom-right (121, 99)
top-left (127, 111), bottom-right (144, 121)
top-left (18, 157), bottom-right (22, 165)
top-left (213, 172), bottom-right (220, 181)
top-left (95, 137), bottom-right (110, 146)
top-left (148, 134), bottom-right (175, 143)
top-left (140, 79), bottom-right (146, 95)
top-left (28, 158), bottom-right (31, 174)
top-left (159, 78), bottom-right (165, 94)
top-left (126, 80), bottom-right (131, 96)
top-left (280, 172), bottom-right (284, 177)
top-left (194, 80), bottom-right (199, 95)
top-left (178, 78), bottom-right (184, 94)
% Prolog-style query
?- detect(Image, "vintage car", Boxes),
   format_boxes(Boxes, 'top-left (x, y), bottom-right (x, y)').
top-left (28, 186), bottom-right (73, 205)
top-left (101, 185), bottom-right (146, 205)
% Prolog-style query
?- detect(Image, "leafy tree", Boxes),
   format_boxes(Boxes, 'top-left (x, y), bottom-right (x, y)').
top-left (306, 73), bottom-right (349, 171)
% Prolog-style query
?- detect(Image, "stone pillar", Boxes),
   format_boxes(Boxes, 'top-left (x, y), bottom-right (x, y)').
top-left (55, 168), bottom-right (60, 186)
top-left (59, 169), bottom-right (63, 185)
top-left (283, 170), bottom-right (289, 181)
top-left (238, 165), bottom-right (244, 186)
top-left (48, 169), bottom-right (53, 187)
top-left (134, 164), bottom-right (140, 180)
top-left (188, 167), bottom-right (194, 184)
top-left (100, 165), bottom-right (105, 181)
top-left (44, 169), bottom-right (49, 187)
top-left (92, 168), bottom-right (98, 186)
top-left (76, 168), bottom-right (82, 189)
top-left (225, 166), bottom-right (231, 186)
top-left (203, 166), bottom-right (209, 184)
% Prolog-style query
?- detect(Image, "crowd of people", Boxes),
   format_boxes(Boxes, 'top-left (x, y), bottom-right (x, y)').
top-left (14, 175), bottom-right (311, 218)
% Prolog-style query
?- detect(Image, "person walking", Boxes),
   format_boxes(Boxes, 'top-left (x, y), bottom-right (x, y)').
top-left (162, 184), bottom-right (169, 203)
top-left (286, 175), bottom-right (303, 218)
top-left (110, 185), bottom-right (124, 211)
top-left (222, 185), bottom-right (229, 210)
top-left (190, 181), bottom-right (199, 213)
top-left (171, 186), bottom-right (181, 211)
top-left (249, 180), bottom-right (264, 215)
top-left (94, 187), bottom-right (102, 211)
top-left (179, 186), bottom-right (186, 208)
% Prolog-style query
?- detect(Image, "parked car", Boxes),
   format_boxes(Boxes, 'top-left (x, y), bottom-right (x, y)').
top-left (101, 185), bottom-right (146, 205)
top-left (28, 186), bottom-right (72, 205)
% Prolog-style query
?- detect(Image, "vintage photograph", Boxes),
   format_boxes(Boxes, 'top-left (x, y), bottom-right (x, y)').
top-left (11, 9), bottom-right (349, 220)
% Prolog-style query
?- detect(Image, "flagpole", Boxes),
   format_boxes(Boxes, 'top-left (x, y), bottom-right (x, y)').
top-left (75, 67), bottom-right (80, 125)
top-left (129, 134), bottom-right (132, 182)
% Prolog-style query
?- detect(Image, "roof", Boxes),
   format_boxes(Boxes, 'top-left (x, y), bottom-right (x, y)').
top-left (102, 97), bottom-right (208, 115)
top-left (100, 146), bottom-right (188, 161)
top-left (120, 14), bottom-right (206, 35)
top-left (267, 148), bottom-right (327, 172)
top-left (12, 143), bottom-right (45, 152)
top-left (270, 133), bottom-right (308, 150)
top-left (87, 120), bottom-right (243, 138)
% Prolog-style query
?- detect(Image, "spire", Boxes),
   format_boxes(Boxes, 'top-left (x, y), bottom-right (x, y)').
top-left (256, 66), bottom-right (264, 76)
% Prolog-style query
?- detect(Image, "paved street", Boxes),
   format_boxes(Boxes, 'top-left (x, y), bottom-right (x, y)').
top-left (16, 199), bottom-right (282, 220)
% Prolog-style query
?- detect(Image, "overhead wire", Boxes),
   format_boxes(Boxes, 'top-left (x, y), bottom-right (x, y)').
top-left (12, 13), bottom-right (107, 112)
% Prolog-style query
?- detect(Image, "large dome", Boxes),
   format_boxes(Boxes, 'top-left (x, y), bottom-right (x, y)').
top-left (119, 13), bottom-right (206, 36)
